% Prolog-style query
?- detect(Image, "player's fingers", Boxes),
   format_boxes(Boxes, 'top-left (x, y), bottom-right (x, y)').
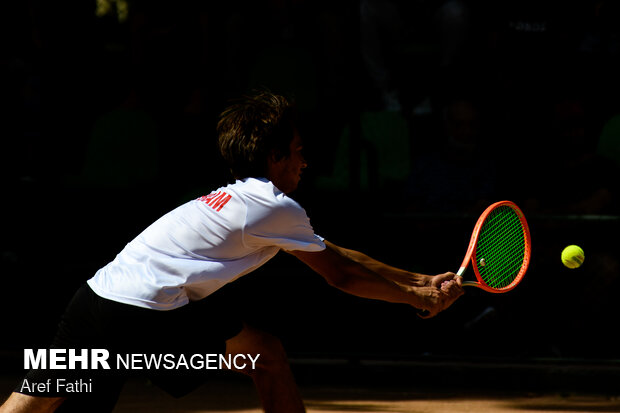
top-left (441, 280), bottom-right (464, 296)
top-left (441, 279), bottom-right (454, 289)
top-left (432, 272), bottom-right (457, 288)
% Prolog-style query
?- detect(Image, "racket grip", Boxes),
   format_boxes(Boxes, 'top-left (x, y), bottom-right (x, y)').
top-left (456, 267), bottom-right (466, 277)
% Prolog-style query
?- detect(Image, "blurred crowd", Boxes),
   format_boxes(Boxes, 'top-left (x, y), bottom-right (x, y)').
top-left (3, 0), bottom-right (620, 215)
top-left (2, 0), bottom-right (620, 359)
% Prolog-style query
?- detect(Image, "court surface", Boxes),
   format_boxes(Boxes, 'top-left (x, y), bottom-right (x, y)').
top-left (112, 378), bottom-right (620, 413)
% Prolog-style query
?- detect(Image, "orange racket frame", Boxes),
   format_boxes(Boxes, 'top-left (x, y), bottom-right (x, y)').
top-left (457, 200), bottom-right (531, 293)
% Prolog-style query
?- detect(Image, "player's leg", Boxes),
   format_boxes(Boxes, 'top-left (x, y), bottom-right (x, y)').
top-left (0, 393), bottom-right (64, 413)
top-left (225, 324), bottom-right (305, 413)
top-left (2, 285), bottom-right (127, 413)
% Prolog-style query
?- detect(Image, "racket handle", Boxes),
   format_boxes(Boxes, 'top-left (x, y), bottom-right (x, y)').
top-left (456, 267), bottom-right (485, 288)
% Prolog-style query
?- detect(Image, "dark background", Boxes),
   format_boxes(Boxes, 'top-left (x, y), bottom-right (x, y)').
top-left (2, 0), bottom-right (620, 380)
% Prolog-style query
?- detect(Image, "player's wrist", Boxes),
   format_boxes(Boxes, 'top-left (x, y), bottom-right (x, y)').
top-left (405, 285), bottom-right (437, 310)
top-left (413, 273), bottom-right (434, 288)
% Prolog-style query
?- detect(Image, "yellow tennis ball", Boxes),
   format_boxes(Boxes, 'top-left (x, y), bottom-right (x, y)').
top-left (561, 245), bottom-right (585, 269)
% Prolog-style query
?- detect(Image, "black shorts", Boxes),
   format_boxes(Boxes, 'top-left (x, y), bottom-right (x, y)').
top-left (17, 283), bottom-right (244, 412)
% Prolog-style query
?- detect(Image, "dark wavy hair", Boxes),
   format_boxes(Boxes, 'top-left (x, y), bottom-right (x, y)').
top-left (217, 91), bottom-right (297, 180)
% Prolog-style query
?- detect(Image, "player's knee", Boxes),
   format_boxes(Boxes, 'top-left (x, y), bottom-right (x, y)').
top-left (256, 333), bottom-right (287, 366)
top-left (234, 328), bottom-right (289, 376)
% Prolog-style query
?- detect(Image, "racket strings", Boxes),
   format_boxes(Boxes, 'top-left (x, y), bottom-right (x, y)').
top-left (475, 206), bottom-right (526, 289)
top-left (480, 231), bottom-right (524, 287)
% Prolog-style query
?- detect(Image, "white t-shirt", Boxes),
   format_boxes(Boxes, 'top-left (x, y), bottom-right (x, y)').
top-left (87, 178), bottom-right (325, 310)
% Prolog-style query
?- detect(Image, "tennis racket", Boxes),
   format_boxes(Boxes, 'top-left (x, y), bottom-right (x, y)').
top-left (419, 201), bottom-right (531, 318)
top-left (457, 200), bottom-right (531, 293)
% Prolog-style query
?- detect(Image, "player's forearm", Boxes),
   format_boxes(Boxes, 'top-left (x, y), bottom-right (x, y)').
top-left (325, 241), bottom-right (431, 288)
top-left (327, 263), bottom-right (415, 305)
top-left (320, 242), bottom-right (435, 308)
top-left (290, 242), bottom-right (439, 310)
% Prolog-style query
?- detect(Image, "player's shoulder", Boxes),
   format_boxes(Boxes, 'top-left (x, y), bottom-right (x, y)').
top-left (231, 178), bottom-right (300, 208)
top-left (234, 178), bottom-right (310, 225)
top-left (190, 178), bottom-right (301, 217)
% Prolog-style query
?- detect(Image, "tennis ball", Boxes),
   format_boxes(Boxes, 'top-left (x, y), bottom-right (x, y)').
top-left (561, 245), bottom-right (584, 269)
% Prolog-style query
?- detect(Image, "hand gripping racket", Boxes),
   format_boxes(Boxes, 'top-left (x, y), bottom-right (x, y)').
top-left (457, 200), bottom-right (531, 292)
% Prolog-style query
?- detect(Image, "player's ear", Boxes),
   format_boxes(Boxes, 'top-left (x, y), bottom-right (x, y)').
top-left (266, 150), bottom-right (283, 179)
top-left (267, 150), bottom-right (279, 167)
top-left (269, 147), bottom-right (287, 164)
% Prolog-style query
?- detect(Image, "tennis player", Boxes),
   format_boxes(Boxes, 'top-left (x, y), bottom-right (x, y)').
top-left (0, 91), bottom-right (463, 413)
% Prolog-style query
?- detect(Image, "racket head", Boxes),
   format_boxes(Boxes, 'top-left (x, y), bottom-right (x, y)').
top-left (464, 201), bottom-right (531, 293)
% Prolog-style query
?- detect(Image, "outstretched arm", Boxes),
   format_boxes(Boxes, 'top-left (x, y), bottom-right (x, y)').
top-left (288, 240), bottom-right (463, 317)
